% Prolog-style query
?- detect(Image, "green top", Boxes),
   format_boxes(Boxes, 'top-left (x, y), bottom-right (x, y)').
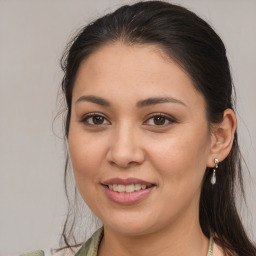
top-left (75, 227), bottom-right (213, 256)
top-left (19, 228), bottom-right (213, 256)
top-left (19, 250), bottom-right (45, 256)
top-left (75, 227), bottom-right (104, 256)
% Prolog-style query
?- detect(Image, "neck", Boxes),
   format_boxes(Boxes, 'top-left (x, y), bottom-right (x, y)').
top-left (98, 208), bottom-right (209, 256)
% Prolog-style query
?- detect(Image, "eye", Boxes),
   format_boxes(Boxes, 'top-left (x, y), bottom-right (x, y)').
top-left (81, 113), bottom-right (110, 126)
top-left (144, 113), bottom-right (176, 126)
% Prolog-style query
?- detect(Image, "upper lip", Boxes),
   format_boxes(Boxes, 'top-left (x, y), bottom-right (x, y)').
top-left (102, 177), bottom-right (155, 186)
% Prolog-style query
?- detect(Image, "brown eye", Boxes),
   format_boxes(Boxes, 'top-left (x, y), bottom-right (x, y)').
top-left (81, 113), bottom-right (110, 126)
top-left (144, 114), bottom-right (176, 126)
top-left (92, 115), bottom-right (104, 125)
top-left (153, 116), bottom-right (166, 125)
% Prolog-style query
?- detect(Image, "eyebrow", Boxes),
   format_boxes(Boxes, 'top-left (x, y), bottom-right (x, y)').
top-left (136, 97), bottom-right (187, 108)
top-left (75, 95), bottom-right (187, 108)
top-left (75, 95), bottom-right (111, 106)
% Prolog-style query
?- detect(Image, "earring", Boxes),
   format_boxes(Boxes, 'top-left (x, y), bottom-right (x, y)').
top-left (210, 158), bottom-right (219, 185)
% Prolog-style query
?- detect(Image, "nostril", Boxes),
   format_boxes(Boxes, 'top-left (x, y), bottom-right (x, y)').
top-left (109, 159), bottom-right (138, 169)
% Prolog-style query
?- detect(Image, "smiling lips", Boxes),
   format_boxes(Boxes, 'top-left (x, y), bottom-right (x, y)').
top-left (108, 184), bottom-right (149, 193)
top-left (102, 177), bottom-right (156, 205)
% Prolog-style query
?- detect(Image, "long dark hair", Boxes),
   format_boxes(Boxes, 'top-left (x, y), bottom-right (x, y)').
top-left (60, 1), bottom-right (256, 255)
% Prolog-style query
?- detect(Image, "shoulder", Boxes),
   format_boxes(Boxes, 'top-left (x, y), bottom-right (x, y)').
top-left (212, 241), bottom-right (238, 256)
top-left (212, 242), bottom-right (225, 256)
top-left (19, 227), bottom-right (103, 256)
top-left (51, 248), bottom-right (79, 256)
top-left (19, 249), bottom-right (78, 256)
top-left (19, 251), bottom-right (45, 256)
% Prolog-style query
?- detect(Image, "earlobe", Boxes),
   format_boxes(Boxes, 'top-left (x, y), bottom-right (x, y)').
top-left (207, 109), bottom-right (236, 167)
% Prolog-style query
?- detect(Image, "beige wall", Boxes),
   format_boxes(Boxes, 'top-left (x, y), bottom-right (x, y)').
top-left (0, 0), bottom-right (255, 255)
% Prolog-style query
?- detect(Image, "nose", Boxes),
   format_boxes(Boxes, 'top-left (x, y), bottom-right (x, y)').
top-left (106, 124), bottom-right (145, 168)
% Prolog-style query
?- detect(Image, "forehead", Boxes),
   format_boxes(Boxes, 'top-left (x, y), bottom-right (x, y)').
top-left (72, 42), bottom-right (205, 109)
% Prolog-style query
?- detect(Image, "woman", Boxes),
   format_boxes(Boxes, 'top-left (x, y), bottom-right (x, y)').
top-left (23, 1), bottom-right (255, 256)
top-left (60, 1), bottom-right (256, 256)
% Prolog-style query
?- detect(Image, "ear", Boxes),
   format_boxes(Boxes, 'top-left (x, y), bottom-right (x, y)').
top-left (207, 109), bottom-right (237, 167)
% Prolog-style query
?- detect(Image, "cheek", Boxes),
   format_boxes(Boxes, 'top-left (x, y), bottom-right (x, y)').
top-left (68, 125), bottom-right (107, 198)
top-left (68, 137), bottom-right (108, 215)
top-left (148, 126), bottom-right (210, 190)
top-left (143, 128), bottom-right (211, 223)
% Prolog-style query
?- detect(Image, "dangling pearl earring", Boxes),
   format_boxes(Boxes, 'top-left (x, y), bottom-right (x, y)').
top-left (210, 158), bottom-right (219, 185)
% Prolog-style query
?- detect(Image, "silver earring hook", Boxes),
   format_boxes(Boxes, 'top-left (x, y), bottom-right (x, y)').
top-left (214, 158), bottom-right (219, 168)
top-left (211, 158), bottom-right (219, 185)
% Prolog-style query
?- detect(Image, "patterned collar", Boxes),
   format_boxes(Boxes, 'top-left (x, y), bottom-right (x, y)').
top-left (75, 227), bottom-right (104, 256)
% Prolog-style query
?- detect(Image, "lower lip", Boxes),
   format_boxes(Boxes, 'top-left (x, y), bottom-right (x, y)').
top-left (102, 185), bottom-right (155, 205)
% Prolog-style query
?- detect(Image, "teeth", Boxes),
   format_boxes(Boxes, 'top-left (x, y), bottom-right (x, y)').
top-left (125, 184), bottom-right (134, 193)
top-left (108, 184), bottom-right (151, 193)
top-left (117, 184), bottom-right (125, 193)
top-left (134, 184), bottom-right (141, 191)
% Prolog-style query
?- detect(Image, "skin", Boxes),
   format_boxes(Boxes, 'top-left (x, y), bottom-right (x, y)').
top-left (68, 42), bottom-right (236, 256)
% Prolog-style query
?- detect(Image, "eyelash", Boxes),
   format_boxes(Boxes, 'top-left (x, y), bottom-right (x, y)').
top-left (80, 112), bottom-right (110, 126)
top-left (80, 112), bottom-right (176, 127)
top-left (145, 113), bottom-right (176, 126)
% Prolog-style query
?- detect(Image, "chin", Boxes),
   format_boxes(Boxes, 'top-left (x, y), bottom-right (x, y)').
top-left (101, 210), bottom-right (161, 236)
top-left (108, 223), bottom-right (153, 236)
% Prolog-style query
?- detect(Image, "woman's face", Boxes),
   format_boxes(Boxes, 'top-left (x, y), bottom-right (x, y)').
top-left (68, 42), bottom-right (213, 236)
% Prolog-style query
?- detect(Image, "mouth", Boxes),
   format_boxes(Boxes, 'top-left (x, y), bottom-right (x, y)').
top-left (101, 177), bottom-right (156, 205)
top-left (102, 183), bottom-right (155, 193)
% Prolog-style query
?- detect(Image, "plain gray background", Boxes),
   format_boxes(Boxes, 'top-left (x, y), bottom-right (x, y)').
top-left (0, 0), bottom-right (255, 255)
